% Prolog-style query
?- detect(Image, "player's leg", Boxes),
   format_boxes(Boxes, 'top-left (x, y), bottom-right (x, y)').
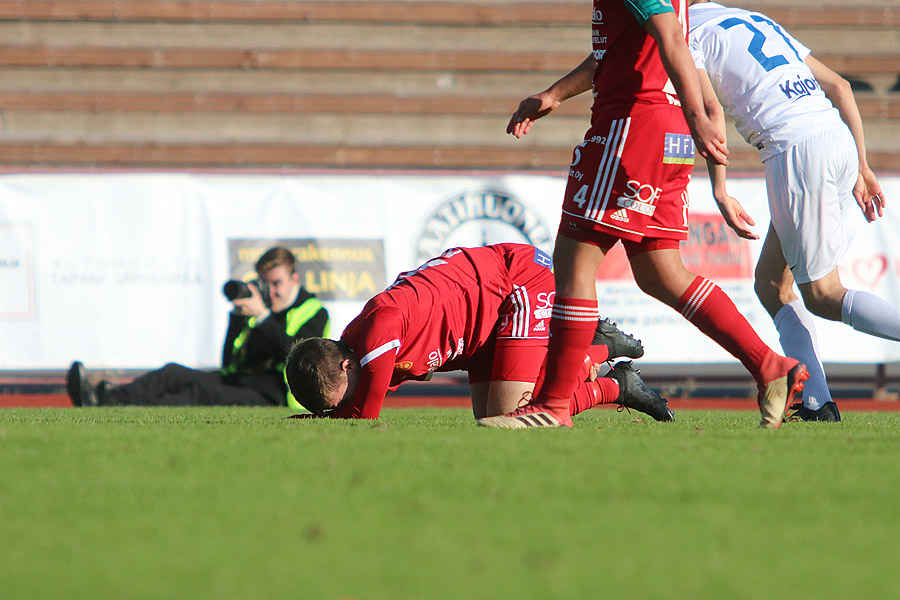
top-left (755, 225), bottom-right (836, 418)
top-left (469, 379), bottom-right (534, 419)
top-left (478, 236), bottom-right (608, 428)
top-left (473, 348), bottom-right (668, 423)
top-left (627, 243), bottom-right (807, 428)
top-left (797, 269), bottom-right (900, 342)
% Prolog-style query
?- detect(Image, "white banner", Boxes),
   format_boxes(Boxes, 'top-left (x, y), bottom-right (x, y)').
top-left (1, 171), bottom-right (898, 369)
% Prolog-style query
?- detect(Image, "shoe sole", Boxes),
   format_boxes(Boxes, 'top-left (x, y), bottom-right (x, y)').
top-left (477, 411), bottom-right (571, 429)
top-left (759, 363), bottom-right (809, 429)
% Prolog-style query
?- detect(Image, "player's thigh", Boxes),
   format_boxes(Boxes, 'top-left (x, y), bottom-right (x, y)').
top-left (764, 128), bottom-right (857, 285)
top-left (624, 245), bottom-right (695, 306)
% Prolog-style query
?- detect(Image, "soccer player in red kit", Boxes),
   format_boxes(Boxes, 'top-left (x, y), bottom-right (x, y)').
top-left (478, 0), bottom-right (808, 429)
top-left (284, 243), bottom-right (672, 422)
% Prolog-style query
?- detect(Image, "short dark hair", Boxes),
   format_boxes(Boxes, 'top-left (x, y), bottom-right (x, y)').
top-left (284, 338), bottom-right (354, 414)
top-left (256, 246), bottom-right (296, 277)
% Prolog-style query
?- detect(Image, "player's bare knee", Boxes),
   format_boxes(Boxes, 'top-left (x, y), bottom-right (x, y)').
top-left (798, 286), bottom-right (844, 321)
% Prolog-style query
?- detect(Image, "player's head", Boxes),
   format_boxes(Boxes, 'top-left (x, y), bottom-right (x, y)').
top-left (285, 338), bottom-right (359, 414)
top-left (256, 246), bottom-right (300, 313)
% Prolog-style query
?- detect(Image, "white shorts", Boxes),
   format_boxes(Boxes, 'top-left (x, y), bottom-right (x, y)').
top-left (763, 126), bottom-right (858, 284)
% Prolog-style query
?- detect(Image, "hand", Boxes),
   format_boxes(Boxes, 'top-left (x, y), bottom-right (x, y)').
top-left (232, 283), bottom-right (268, 318)
top-left (853, 167), bottom-right (885, 223)
top-left (687, 114), bottom-right (728, 166)
top-left (715, 194), bottom-right (758, 240)
top-left (587, 362), bottom-right (603, 382)
top-left (506, 92), bottom-right (560, 139)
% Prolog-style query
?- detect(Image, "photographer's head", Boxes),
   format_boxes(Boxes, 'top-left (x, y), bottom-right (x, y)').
top-left (255, 246), bottom-right (300, 313)
top-left (284, 338), bottom-right (360, 414)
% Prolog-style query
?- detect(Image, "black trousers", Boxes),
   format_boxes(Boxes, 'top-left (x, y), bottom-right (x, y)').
top-left (106, 363), bottom-right (283, 407)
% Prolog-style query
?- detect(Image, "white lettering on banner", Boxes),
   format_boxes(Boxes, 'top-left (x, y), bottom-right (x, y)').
top-left (1, 173), bottom-right (899, 368)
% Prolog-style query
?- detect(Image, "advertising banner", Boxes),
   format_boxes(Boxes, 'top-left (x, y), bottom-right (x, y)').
top-left (1, 172), bottom-right (898, 369)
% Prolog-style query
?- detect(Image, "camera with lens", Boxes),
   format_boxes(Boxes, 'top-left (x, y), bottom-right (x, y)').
top-left (223, 279), bottom-right (272, 308)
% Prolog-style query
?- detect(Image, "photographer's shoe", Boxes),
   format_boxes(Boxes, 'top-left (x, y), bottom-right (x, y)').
top-left (592, 318), bottom-right (644, 360)
top-left (606, 361), bottom-right (674, 422)
top-left (96, 380), bottom-right (120, 406)
top-left (66, 361), bottom-right (97, 407)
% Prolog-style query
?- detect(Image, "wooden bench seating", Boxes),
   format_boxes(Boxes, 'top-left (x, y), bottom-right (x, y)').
top-left (0, 0), bottom-right (896, 171)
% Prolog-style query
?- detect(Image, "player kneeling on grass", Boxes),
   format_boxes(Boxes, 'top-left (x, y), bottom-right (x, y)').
top-left (283, 243), bottom-right (673, 425)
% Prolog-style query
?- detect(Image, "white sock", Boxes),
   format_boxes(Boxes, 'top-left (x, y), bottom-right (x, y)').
top-left (773, 301), bottom-right (832, 411)
top-left (841, 290), bottom-right (900, 341)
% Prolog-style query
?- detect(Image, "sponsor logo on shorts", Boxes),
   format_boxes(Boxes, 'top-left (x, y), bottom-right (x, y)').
top-left (663, 132), bottom-right (694, 165)
top-left (593, 49), bottom-right (607, 61)
top-left (616, 179), bottom-right (661, 218)
top-left (395, 361), bottom-right (413, 371)
top-left (532, 320), bottom-right (546, 332)
top-left (592, 8), bottom-right (603, 24)
top-left (413, 190), bottom-right (552, 265)
top-left (610, 208), bottom-right (629, 222)
top-left (779, 74), bottom-right (821, 101)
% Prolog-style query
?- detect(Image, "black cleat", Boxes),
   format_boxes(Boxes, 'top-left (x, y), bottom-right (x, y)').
top-left (66, 361), bottom-right (97, 407)
top-left (592, 318), bottom-right (644, 359)
top-left (606, 361), bottom-right (674, 422)
top-left (788, 401), bottom-right (841, 422)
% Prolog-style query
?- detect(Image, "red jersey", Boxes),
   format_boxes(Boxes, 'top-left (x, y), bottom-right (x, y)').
top-left (555, 0), bottom-right (694, 244)
top-left (591, 0), bottom-right (688, 116)
top-left (329, 244), bottom-right (555, 419)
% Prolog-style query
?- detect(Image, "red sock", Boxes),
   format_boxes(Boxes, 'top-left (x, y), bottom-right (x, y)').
top-left (533, 343), bottom-right (609, 398)
top-left (677, 276), bottom-right (774, 384)
top-left (533, 297), bottom-right (599, 411)
top-left (569, 377), bottom-right (620, 416)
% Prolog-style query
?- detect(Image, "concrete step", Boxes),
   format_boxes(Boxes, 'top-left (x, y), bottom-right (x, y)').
top-left (3, 107), bottom-right (899, 158)
top-left (1, 1), bottom-right (895, 25)
top-left (3, 90), bottom-right (899, 119)
top-left (1, 141), bottom-right (897, 172)
top-left (0, 22), bottom-right (587, 51)
top-left (0, 67), bottom-right (568, 95)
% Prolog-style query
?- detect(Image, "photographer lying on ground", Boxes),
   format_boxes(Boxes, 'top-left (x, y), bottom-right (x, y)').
top-left (67, 246), bottom-right (329, 407)
top-left (285, 243), bottom-right (673, 424)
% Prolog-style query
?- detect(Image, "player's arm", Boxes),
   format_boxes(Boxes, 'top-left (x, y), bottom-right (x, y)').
top-left (806, 55), bottom-right (884, 221)
top-left (643, 12), bottom-right (728, 165)
top-left (696, 68), bottom-right (758, 240)
top-left (507, 53), bottom-right (596, 139)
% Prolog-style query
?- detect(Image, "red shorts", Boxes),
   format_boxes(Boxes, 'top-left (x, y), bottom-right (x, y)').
top-left (559, 105), bottom-right (694, 243)
top-left (466, 339), bottom-right (547, 384)
top-left (464, 248), bottom-right (554, 384)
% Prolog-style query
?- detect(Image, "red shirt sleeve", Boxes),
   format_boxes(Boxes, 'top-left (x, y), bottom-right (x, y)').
top-left (326, 351), bottom-right (397, 419)
top-left (326, 306), bottom-right (404, 419)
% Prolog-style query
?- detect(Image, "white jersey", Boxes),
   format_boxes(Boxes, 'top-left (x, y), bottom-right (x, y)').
top-left (688, 2), bottom-right (844, 162)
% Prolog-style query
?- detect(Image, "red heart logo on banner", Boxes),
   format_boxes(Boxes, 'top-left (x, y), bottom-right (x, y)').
top-left (851, 255), bottom-right (888, 288)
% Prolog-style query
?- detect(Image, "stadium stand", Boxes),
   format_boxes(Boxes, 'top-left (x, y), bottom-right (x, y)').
top-left (0, 0), bottom-right (896, 170)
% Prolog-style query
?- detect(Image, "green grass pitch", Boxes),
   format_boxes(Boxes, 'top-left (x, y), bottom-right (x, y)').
top-left (2, 407), bottom-right (900, 599)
